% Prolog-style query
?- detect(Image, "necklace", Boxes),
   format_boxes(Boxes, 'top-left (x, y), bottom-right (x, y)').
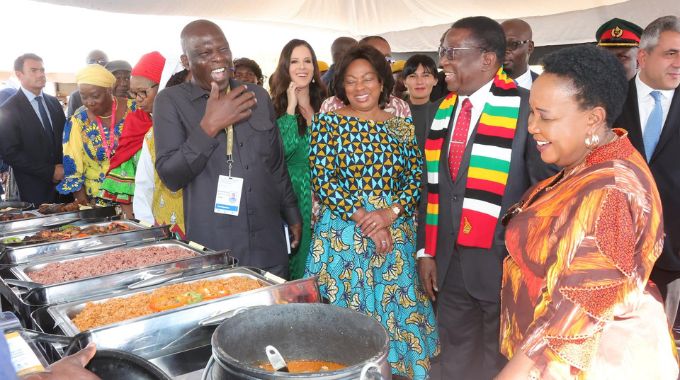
top-left (94, 98), bottom-right (118, 160)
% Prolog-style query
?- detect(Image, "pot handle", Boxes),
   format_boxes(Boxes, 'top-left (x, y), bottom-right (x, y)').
top-left (360, 362), bottom-right (383, 380)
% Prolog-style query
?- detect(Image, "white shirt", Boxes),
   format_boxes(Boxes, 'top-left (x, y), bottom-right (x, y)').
top-left (417, 78), bottom-right (494, 258)
top-left (20, 86), bottom-right (53, 128)
top-left (636, 74), bottom-right (674, 135)
top-left (514, 69), bottom-right (533, 90)
top-left (132, 138), bottom-right (155, 226)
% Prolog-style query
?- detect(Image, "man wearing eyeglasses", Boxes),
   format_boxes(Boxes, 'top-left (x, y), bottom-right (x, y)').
top-left (501, 19), bottom-right (538, 90)
top-left (416, 17), bottom-right (554, 379)
top-left (67, 50), bottom-right (109, 118)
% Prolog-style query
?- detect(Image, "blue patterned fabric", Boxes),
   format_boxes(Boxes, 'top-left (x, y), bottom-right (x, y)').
top-left (305, 112), bottom-right (439, 379)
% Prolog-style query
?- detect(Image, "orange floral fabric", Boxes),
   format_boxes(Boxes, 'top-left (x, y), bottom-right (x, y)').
top-left (500, 130), bottom-right (678, 379)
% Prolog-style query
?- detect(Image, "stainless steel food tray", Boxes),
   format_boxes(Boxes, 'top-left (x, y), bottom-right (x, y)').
top-left (0, 206), bottom-right (119, 235)
top-left (35, 268), bottom-right (319, 359)
top-left (0, 220), bottom-right (170, 265)
top-left (10, 244), bottom-right (235, 306)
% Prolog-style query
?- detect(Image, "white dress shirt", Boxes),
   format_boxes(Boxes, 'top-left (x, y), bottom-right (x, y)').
top-left (132, 138), bottom-right (155, 226)
top-left (20, 87), bottom-right (53, 128)
top-left (636, 74), bottom-right (674, 135)
top-left (514, 69), bottom-right (533, 90)
top-left (417, 78), bottom-right (494, 258)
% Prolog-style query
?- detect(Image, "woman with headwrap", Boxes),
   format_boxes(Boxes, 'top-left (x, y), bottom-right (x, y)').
top-left (57, 64), bottom-right (136, 206)
top-left (99, 52), bottom-right (165, 218)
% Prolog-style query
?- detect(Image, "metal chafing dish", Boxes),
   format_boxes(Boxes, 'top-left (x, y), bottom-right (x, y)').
top-left (32, 268), bottom-right (319, 376)
top-left (0, 220), bottom-right (170, 265)
top-left (3, 243), bottom-right (234, 310)
top-left (0, 206), bottom-right (119, 236)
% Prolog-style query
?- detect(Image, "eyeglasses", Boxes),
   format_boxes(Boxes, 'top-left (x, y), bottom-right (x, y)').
top-left (128, 84), bottom-right (158, 100)
top-left (437, 46), bottom-right (484, 61)
top-left (506, 40), bottom-right (531, 51)
top-left (385, 56), bottom-right (396, 64)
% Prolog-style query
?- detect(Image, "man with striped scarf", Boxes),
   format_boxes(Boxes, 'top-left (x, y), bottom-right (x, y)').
top-left (416, 16), bottom-right (555, 379)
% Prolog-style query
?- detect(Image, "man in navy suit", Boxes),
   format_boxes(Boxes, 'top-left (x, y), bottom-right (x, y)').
top-left (0, 54), bottom-right (66, 205)
top-left (615, 15), bottom-right (680, 326)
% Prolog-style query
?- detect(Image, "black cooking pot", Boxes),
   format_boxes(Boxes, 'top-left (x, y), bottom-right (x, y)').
top-left (85, 349), bottom-right (172, 380)
top-left (207, 303), bottom-right (391, 380)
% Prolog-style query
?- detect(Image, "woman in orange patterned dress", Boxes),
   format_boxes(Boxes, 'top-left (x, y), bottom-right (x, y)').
top-left (496, 45), bottom-right (678, 379)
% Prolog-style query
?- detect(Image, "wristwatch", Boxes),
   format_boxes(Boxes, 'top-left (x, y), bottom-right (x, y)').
top-left (390, 205), bottom-right (401, 219)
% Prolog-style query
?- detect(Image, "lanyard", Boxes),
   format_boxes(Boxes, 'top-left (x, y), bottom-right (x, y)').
top-left (222, 86), bottom-right (234, 177)
top-left (225, 125), bottom-right (234, 177)
top-left (95, 98), bottom-right (118, 161)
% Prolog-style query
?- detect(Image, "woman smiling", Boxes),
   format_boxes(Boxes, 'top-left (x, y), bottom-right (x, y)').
top-left (269, 39), bottom-right (326, 280)
top-left (496, 45), bottom-right (677, 380)
top-left (305, 45), bottom-right (438, 379)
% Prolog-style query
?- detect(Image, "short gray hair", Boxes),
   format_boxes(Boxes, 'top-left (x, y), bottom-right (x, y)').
top-left (639, 15), bottom-right (680, 51)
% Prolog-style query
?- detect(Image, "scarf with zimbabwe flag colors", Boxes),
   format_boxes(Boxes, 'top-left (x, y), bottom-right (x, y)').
top-left (424, 68), bottom-right (520, 254)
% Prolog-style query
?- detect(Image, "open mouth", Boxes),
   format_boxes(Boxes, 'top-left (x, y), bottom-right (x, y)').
top-left (536, 140), bottom-right (551, 151)
top-left (211, 67), bottom-right (229, 82)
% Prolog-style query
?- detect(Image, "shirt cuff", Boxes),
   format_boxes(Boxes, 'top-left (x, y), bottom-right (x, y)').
top-left (282, 206), bottom-right (302, 226)
top-left (186, 126), bottom-right (220, 155)
top-left (417, 249), bottom-right (433, 258)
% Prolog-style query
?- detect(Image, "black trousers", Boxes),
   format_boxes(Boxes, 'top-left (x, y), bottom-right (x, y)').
top-left (430, 253), bottom-right (506, 380)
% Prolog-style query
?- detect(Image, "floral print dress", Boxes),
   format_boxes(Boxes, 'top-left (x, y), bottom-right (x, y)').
top-left (305, 112), bottom-right (439, 379)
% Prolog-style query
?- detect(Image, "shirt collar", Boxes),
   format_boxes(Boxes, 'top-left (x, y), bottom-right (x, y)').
top-left (188, 79), bottom-right (235, 101)
top-left (636, 73), bottom-right (675, 100)
top-left (515, 69), bottom-right (533, 89)
top-left (460, 78), bottom-right (494, 111)
top-left (20, 86), bottom-right (43, 102)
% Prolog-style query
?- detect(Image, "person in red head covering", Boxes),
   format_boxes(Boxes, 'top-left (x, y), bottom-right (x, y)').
top-left (99, 51), bottom-right (165, 218)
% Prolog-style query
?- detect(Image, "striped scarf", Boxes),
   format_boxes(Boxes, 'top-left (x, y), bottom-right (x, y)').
top-left (424, 68), bottom-right (520, 254)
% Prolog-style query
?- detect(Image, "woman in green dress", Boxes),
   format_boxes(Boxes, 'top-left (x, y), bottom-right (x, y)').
top-left (269, 39), bottom-right (327, 279)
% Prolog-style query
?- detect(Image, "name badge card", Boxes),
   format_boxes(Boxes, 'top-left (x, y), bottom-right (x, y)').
top-left (214, 175), bottom-right (243, 215)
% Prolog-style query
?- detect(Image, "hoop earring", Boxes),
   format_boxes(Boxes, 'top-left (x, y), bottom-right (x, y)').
top-left (585, 133), bottom-right (600, 149)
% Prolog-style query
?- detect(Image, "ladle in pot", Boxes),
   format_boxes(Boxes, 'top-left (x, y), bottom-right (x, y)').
top-left (265, 345), bottom-right (289, 372)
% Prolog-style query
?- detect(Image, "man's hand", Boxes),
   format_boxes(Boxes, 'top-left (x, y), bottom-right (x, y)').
top-left (0, 171), bottom-right (8, 184)
top-left (52, 164), bottom-right (64, 183)
top-left (289, 223), bottom-right (302, 250)
top-left (200, 83), bottom-right (257, 137)
top-left (22, 343), bottom-right (100, 380)
top-left (418, 257), bottom-right (438, 301)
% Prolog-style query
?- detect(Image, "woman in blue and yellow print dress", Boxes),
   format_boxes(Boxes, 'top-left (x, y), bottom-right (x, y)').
top-left (57, 64), bottom-right (135, 205)
top-left (305, 45), bottom-right (439, 379)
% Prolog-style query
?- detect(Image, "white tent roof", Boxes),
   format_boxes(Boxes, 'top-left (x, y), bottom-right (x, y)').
top-left (1, 0), bottom-right (677, 87)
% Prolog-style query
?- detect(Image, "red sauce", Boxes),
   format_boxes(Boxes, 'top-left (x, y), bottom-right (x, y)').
top-left (257, 360), bottom-right (346, 373)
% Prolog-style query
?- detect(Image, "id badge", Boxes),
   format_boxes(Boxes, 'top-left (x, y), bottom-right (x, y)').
top-left (214, 175), bottom-right (243, 215)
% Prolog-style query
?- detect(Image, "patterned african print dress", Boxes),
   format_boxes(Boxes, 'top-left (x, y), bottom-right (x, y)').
top-left (500, 130), bottom-right (678, 379)
top-left (57, 100), bottom-right (136, 202)
top-left (305, 112), bottom-right (439, 379)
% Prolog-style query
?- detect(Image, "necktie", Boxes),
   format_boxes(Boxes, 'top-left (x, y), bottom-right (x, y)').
top-left (35, 95), bottom-right (55, 145)
top-left (448, 98), bottom-right (472, 181)
top-left (643, 90), bottom-right (663, 161)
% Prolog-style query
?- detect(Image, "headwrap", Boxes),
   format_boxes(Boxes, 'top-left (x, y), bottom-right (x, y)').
top-left (76, 64), bottom-right (116, 88)
top-left (131, 52), bottom-right (166, 84)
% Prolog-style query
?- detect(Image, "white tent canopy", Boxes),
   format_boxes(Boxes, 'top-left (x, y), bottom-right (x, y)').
top-left (1, 0), bottom-right (677, 86)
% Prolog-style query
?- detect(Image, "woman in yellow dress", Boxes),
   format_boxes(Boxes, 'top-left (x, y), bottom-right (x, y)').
top-left (57, 64), bottom-right (136, 206)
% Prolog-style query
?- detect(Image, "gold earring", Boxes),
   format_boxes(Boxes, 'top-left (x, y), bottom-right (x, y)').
top-left (585, 133), bottom-right (600, 149)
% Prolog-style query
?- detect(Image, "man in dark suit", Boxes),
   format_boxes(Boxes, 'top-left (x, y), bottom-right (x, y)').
top-left (417, 17), bottom-right (554, 379)
top-left (0, 53), bottom-right (66, 205)
top-left (154, 20), bottom-right (301, 279)
top-left (501, 19), bottom-right (539, 90)
top-left (615, 15), bottom-right (680, 326)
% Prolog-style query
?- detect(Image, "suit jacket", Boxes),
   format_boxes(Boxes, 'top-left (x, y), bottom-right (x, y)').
top-left (615, 78), bottom-right (680, 271)
top-left (153, 79), bottom-right (301, 271)
top-left (417, 87), bottom-right (555, 302)
top-left (530, 70), bottom-right (539, 82)
top-left (0, 90), bottom-right (65, 205)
